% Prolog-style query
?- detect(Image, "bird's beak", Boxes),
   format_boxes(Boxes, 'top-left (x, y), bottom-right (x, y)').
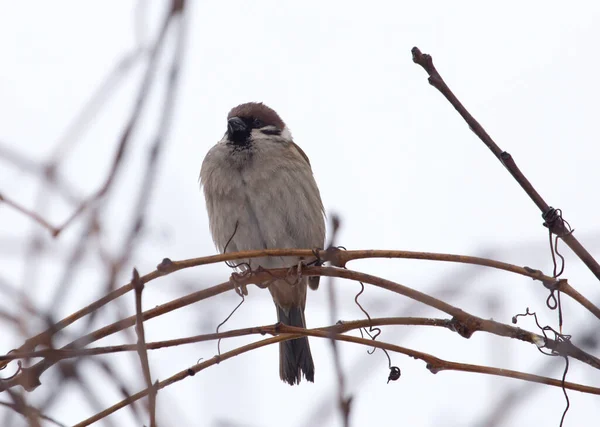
top-left (227, 117), bottom-right (247, 134)
top-left (227, 116), bottom-right (250, 145)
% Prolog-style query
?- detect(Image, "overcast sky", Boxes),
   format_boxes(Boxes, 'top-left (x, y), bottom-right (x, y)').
top-left (1, 1), bottom-right (600, 426)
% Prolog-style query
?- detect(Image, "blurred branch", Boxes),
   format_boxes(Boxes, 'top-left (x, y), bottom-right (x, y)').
top-left (4, 389), bottom-right (43, 427)
top-left (49, 4), bottom-right (179, 239)
top-left (114, 0), bottom-right (186, 270)
top-left (325, 216), bottom-right (351, 427)
top-left (46, 49), bottom-right (146, 166)
top-left (0, 141), bottom-right (81, 204)
top-left (0, 193), bottom-right (59, 235)
top-left (0, 0), bottom-right (184, 241)
top-left (411, 46), bottom-right (600, 283)
top-left (132, 269), bottom-right (157, 427)
top-left (0, 398), bottom-right (65, 427)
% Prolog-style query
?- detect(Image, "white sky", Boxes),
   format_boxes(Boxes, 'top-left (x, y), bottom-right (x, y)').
top-left (1, 1), bottom-right (600, 426)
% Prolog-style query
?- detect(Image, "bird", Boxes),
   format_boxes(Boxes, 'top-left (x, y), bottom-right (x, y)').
top-left (200, 102), bottom-right (326, 385)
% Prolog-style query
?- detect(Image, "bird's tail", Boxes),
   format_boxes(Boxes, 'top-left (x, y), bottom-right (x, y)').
top-left (277, 305), bottom-right (315, 385)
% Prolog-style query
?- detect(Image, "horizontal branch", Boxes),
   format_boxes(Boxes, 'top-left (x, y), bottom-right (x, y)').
top-left (73, 326), bottom-right (600, 426)
top-left (3, 264), bottom-right (598, 393)
top-left (155, 248), bottom-right (600, 320)
top-left (3, 247), bottom-right (596, 376)
top-left (299, 266), bottom-right (600, 370)
top-left (0, 317), bottom-right (452, 362)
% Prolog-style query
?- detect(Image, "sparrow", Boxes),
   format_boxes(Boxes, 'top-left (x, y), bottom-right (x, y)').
top-left (200, 102), bottom-right (326, 385)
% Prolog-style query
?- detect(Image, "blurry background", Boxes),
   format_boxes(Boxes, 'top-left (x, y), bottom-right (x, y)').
top-left (1, 1), bottom-right (600, 426)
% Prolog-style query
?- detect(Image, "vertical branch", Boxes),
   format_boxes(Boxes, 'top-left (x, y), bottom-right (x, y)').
top-left (325, 216), bottom-right (351, 427)
top-left (116, 0), bottom-right (187, 265)
top-left (132, 269), bottom-right (157, 427)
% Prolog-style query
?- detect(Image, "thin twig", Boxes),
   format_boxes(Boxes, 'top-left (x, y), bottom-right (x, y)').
top-left (3, 264), bottom-right (599, 392)
top-left (3, 246), bottom-right (594, 375)
top-left (132, 269), bottom-right (157, 427)
top-left (0, 141), bottom-right (80, 204)
top-left (43, 0), bottom-right (181, 239)
top-left (325, 216), bottom-right (351, 426)
top-left (115, 0), bottom-right (186, 266)
top-left (0, 317), bottom-right (452, 362)
top-left (72, 327), bottom-right (600, 427)
top-left (411, 46), bottom-right (600, 282)
top-left (6, 389), bottom-right (41, 427)
top-left (0, 399), bottom-right (66, 427)
top-left (0, 280), bottom-right (233, 392)
top-left (0, 193), bottom-right (59, 236)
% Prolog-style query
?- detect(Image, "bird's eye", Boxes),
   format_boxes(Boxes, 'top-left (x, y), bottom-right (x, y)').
top-left (252, 118), bottom-right (265, 128)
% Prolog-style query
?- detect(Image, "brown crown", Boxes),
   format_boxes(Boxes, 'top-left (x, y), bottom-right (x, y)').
top-left (227, 102), bottom-right (285, 130)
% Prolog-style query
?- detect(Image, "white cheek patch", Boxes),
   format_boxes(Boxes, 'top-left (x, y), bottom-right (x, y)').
top-left (251, 126), bottom-right (293, 142)
top-left (281, 126), bottom-right (292, 141)
top-left (250, 128), bottom-right (264, 139)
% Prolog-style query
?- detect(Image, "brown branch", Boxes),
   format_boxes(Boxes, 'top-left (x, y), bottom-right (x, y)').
top-left (161, 248), bottom-right (600, 320)
top-left (0, 317), bottom-right (451, 362)
top-left (284, 326), bottom-right (600, 394)
top-left (0, 279), bottom-right (234, 392)
top-left (0, 399), bottom-right (65, 427)
top-left (0, 141), bottom-right (80, 204)
top-left (73, 327), bottom-right (600, 426)
top-left (301, 266), bottom-right (600, 369)
top-left (411, 46), bottom-right (600, 282)
top-left (325, 216), bottom-right (351, 426)
top-left (6, 389), bottom-right (41, 427)
top-left (46, 49), bottom-right (146, 166)
top-left (0, 193), bottom-right (59, 236)
top-left (5, 0), bottom-right (182, 240)
top-left (132, 269), bottom-right (156, 427)
top-left (4, 247), bottom-right (594, 374)
top-left (115, 0), bottom-right (186, 267)
top-left (3, 264), bottom-right (598, 393)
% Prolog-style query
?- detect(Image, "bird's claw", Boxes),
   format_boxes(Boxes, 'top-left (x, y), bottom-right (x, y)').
top-left (230, 271), bottom-right (250, 296)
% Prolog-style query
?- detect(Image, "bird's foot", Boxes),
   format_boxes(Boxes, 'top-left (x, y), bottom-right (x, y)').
top-left (229, 270), bottom-right (250, 296)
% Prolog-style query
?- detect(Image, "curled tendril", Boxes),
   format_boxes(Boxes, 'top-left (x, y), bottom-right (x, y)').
top-left (543, 208), bottom-right (573, 333)
top-left (546, 292), bottom-right (558, 310)
top-left (0, 350), bottom-right (23, 381)
top-left (512, 307), bottom-right (571, 426)
top-left (352, 277), bottom-right (400, 382)
top-left (216, 292), bottom-right (245, 356)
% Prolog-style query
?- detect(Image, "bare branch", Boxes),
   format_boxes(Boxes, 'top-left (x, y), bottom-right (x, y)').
top-left (3, 264), bottom-right (598, 393)
top-left (0, 317), bottom-right (452, 362)
top-left (8, 246), bottom-right (589, 375)
top-left (132, 269), bottom-right (157, 427)
top-left (411, 46), bottom-right (600, 282)
top-left (72, 327), bottom-right (600, 426)
top-left (0, 193), bottom-right (59, 236)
